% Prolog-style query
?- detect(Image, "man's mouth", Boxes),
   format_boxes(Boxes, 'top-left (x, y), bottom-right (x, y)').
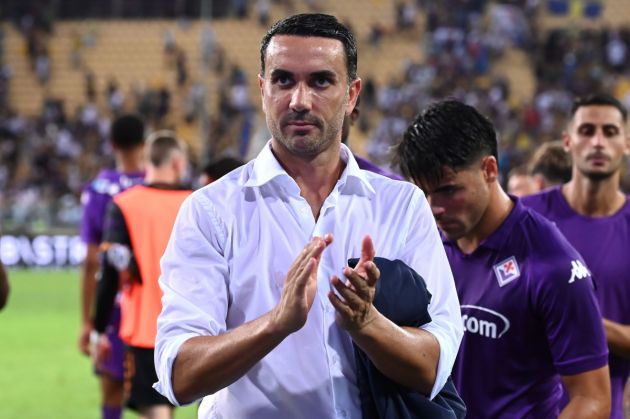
top-left (587, 154), bottom-right (610, 164)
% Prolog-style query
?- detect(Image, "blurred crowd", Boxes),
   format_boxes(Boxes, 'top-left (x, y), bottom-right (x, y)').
top-left (2, 0), bottom-right (630, 234)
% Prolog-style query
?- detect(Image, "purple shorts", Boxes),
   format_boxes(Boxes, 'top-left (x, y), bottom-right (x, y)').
top-left (96, 302), bottom-right (125, 381)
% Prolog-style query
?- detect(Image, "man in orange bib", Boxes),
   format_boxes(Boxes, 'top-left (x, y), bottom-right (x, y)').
top-left (93, 131), bottom-right (192, 419)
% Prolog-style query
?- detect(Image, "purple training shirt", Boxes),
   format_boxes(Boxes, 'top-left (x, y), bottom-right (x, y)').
top-left (446, 198), bottom-right (608, 418)
top-left (523, 186), bottom-right (630, 419)
top-left (80, 169), bottom-right (144, 245)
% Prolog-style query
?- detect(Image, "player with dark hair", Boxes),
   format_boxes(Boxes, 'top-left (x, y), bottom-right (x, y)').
top-left (396, 99), bottom-right (611, 418)
top-left (154, 13), bottom-right (463, 418)
top-left (94, 131), bottom-right (191, 419)
top-left (78, 114), bottom-right (145, 419)
top-left (341, 96), bottom-right (403, 180)
top-left (198, 156), bottom-right (244, 187)
top-left (523, 93), bottom-right (630, 419)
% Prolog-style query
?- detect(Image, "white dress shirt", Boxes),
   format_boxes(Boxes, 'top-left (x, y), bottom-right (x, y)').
top-left (154, 142), bottom-right (463, 419)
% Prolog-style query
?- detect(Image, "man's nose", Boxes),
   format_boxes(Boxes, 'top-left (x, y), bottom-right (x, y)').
top-left (428, 198), bottom-right (445, 218)
top-left (591, 130), bottom-right (606, 147)
top-left (431, 205), bottom-right (446, 218)
top-left (290, 83), bottom-right (312, 112)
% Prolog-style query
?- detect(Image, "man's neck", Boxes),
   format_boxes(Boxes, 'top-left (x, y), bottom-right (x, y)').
top-left (271, 140), bottom-right (345, 220)
top-left (562, 174), bottom-right (626, 217)
top-left (457, 184), bottom-right (514, 254)
top-left (145, 166), bottom-right (181, 186)
top-left (115, 149), bottom-right (144, 173)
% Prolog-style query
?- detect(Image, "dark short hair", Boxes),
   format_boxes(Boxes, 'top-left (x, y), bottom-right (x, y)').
top-left (110, 114), bottom-right (145, 150)
top-left (146, 130), bottom-right (185, 167)
top-left (529, 140), bottom-right (572, 184)
top-left (260, 13), bottom-right (357, 83)
top-left (395, 99), bottom-right (498, 187)
top-left (570, 93), bottom-right (628, 123)
top-left (202, 157), bottom-right (244, 180)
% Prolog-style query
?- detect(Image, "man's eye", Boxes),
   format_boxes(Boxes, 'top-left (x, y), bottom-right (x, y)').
top-left (604, 128), bottom-right (619, 137)
top-left (274, 76), bottom-right (292, 86)
top-left (437, 187), bottom-right (457, 196)
top-left (314, 78), bottom-right (331, 87)
top-left (579, 127), bottom-right (594, 136)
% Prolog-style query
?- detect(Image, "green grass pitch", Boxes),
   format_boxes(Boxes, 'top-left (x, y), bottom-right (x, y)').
top-left (0, 268), bottom-right (198, 419)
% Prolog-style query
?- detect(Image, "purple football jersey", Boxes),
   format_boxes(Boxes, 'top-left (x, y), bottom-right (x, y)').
top-left (523, 186), bottom-right (630, 419)
top-left (446, 198), bottom-right (608, 418)
top-left (79, 168), bottom-right (144, 380)
top-left (80, 169), bottom-right (144, 245)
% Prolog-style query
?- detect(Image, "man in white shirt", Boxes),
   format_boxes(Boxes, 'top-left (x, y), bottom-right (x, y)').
top-left (154, 13), bottom-right (463, 418)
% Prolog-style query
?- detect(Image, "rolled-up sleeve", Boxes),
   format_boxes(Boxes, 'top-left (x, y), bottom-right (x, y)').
top-left (153, 193), bottom-right (230, 405)
top-left (399, 190), bottom-right (464, 400)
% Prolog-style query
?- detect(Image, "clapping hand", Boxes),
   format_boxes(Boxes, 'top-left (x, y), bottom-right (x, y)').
top-left (328, 235), bottom-right (381, 331)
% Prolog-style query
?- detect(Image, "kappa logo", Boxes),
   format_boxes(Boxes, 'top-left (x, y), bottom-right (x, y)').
top-left (568, 260), bottom-right (591, 283)
top-left (493, 256), bottom-right (520, 287)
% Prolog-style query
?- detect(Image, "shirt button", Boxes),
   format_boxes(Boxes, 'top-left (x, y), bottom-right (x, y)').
top-left (336, 408), bottom-right (347, 418)
top-left (331, 355), bottom-right (338, 365)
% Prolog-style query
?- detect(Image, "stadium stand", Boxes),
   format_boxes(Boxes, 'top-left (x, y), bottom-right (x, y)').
top-left (1, 0), bottom-right (630, 234)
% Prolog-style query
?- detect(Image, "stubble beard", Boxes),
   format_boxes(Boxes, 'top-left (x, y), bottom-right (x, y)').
top-left (270, 109), bottom-right (346, 159)
top-left (579, 161), bottom-right (621, 182)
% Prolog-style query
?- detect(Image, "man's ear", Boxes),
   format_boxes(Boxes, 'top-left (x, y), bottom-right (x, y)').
top-left (346, 77), bottom-right (361, 115)
top-left (562, 130), bottom-right (571, 152)
top-left (258, 74), bottom-right (266, 112)
top-left (481, 155), bottom-right (499, 183)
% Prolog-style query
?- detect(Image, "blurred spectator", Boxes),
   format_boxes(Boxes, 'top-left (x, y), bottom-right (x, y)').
top-left (200, 25), bottom-right (217, 70)
top-left (175, 47), bottom-right (188, 88)
top-left (255, 0), bottom-right (270, 26)
top-left (105, 78), bottom-right (125, 117)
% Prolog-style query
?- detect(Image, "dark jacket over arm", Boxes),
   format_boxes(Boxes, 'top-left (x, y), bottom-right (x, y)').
top-left (348, 257), bottom-right (466, 419)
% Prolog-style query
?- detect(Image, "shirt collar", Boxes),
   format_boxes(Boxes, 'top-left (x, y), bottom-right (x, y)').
top-left (480, 195), bottom-right (525, 251)
top-left (244, 140), bottom-right (376, 198)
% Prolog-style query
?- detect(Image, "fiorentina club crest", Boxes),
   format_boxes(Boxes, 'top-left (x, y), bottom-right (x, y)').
top-left (493, 256), bottom-right (520, 287)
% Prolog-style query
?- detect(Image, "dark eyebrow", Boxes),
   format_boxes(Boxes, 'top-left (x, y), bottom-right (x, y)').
top-left (432, 184), bottom-right (457, 194)
top-left (310, 70), bottom-right (337, 81)
top-left (577, 122), bottom-right (621, 131)
top-left (269, 69), bottom-right (293, 79)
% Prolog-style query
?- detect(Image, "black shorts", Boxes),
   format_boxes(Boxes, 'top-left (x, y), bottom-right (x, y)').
top-left (124, 346), bottom-right (173, 411)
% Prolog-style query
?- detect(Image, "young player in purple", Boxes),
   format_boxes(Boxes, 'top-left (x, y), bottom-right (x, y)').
top-left (78, 114), bottom-right (145, 419)
top-left (522, 93), bottom-right (630, 419)
top-left (395, 99), bottom-right (611, 418)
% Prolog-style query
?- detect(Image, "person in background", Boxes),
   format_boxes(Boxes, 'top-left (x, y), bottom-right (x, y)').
top-left (529, 140), bottom-right (572, 190)
top-left (396, 99), bottom-right (610, 418)
top-left (153, 13), bottom-right (463, 418)
top-left (506, 164), bottom-right (538, 197)
top-left (522, 93), bottom-right (630, 419)
top-left (0, 261), bottom-right (9, 310)
top-left (197, 156), bottom-right (244, 187)
top-left (94, 131), bottom-right (192, 419)
top-left (78, 114), bottom-right (145, 419)
top-left (341, 96), bottom-right (403, 180)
